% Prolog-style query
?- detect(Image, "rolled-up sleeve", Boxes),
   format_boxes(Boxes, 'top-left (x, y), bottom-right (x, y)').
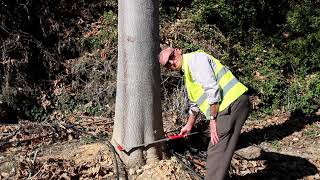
top-left (189, 102), bottom-right (200, 115)
top-left (188, 53), bottom-right (221, 105)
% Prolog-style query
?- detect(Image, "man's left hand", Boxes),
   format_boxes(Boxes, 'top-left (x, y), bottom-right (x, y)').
top-left (210, 119), bottom-right (219, 144)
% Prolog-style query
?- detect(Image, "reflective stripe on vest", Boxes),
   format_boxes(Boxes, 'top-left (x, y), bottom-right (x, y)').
top-left (182, 50), bottom-right (248, 119)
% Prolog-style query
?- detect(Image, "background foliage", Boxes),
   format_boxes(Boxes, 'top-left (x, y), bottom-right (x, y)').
top-left (0, 0), bottom-right (319, 121)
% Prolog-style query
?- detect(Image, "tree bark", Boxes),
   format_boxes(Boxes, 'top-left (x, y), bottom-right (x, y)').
top-left (112, 0), bottom-right (163, 167)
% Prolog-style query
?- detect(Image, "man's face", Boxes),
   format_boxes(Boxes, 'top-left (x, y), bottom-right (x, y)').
top-left (164, 48), bottom-right (182, 71)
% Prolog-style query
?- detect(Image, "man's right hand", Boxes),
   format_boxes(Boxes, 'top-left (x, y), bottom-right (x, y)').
top-left (179, 123), bottom-right (193, 135)
top-left (179, 114), bottom-right (196, 135)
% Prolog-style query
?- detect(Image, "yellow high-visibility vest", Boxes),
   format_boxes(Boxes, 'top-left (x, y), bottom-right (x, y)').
top-left (182, 50), bottom-right (248, 119)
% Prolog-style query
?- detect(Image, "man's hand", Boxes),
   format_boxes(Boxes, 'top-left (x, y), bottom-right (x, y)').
top-left (179, 114), bottom-right (196, 136)
top-left (210, 119), bottom-right (219, 144)
top-left (179, 123), bottom-right (193, 136)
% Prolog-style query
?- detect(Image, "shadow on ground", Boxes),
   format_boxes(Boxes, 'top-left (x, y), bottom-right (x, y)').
top-left (0, 103), bottom-right (18, 124)
top-left (238, 109), bottom-right (319, 149)
top-left (232, 151), bottom-right (318, 180)
top-left (233, 110), bottom-right (319, 179)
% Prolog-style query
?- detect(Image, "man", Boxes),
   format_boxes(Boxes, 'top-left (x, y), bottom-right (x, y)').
top-left (159, 47), bottom-right (250, 180)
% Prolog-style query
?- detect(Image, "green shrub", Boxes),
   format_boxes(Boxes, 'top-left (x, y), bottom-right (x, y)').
top-left (287, 73), bottom-right (320, 114)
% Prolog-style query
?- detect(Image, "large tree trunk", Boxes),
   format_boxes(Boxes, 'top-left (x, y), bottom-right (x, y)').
top-left (112, 0), bottom-right (163, 167)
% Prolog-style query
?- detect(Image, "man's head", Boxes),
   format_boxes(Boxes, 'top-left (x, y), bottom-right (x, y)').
top-left (159, 47), bottom-right (183, 71)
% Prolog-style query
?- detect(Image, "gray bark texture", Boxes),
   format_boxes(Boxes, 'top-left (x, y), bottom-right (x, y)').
top-left (112, 0), bottom-right (164, 167)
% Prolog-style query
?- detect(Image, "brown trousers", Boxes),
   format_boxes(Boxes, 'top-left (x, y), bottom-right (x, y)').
top-left (205, 95), bottom-right (250, 180)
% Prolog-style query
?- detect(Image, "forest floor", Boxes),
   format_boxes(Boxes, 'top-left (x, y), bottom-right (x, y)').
top-left (0, 112), bottom-right (319, 179)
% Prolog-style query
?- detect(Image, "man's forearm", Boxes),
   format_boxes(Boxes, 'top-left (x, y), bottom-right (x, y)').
top-left (187, 113), bottom-right (197, 126)
top-left (180, 113), bottom-right (198, 135)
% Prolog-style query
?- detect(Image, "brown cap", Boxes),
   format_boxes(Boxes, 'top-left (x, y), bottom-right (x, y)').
top-left (159, 47), bottom-right (174, 66)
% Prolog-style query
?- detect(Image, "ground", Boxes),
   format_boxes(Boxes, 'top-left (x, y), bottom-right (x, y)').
top-left (0, 112), bottom-right (319, 179)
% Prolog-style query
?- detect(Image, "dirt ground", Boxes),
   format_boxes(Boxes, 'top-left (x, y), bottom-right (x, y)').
top-left (0, 112), bottom-right (319, 179)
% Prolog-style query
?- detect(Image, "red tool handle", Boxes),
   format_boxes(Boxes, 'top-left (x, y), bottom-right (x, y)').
top-left (167, 134), bottom-right (186, 140)
top-left (117, 145), bottom-right (124, 151)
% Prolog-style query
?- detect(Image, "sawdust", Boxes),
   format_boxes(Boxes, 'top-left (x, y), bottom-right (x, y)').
top-left (72, 143), bottom-right (113, 166)
top-left (40, 142), bottom-right (193, 179)
top-left (129, 157), bottom-right (193, 180)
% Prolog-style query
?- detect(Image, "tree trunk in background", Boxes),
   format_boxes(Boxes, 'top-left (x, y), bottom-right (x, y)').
top-left (112, 0), bottom-right (163, 167)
